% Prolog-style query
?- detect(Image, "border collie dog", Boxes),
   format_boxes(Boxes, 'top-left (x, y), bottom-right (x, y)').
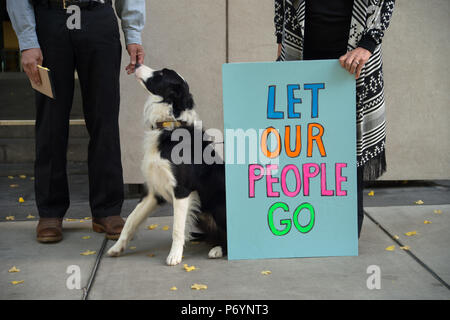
top-left (107, 65), bottom-right (227, 265)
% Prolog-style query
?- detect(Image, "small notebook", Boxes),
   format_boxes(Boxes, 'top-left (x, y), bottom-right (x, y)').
top-left (30, 65), bottom-right (56, 99)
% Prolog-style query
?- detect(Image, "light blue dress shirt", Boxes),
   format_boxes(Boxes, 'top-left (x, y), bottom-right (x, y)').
top-left (6, 0), bottom-right (146, 51)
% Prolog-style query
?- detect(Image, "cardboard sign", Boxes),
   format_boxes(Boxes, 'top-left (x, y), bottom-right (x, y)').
top-left (222, 60), bottom-right (358, 260)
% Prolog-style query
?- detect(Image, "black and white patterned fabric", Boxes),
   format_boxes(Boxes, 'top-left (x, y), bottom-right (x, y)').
top-left (274, 0), bottom-right (395, 180)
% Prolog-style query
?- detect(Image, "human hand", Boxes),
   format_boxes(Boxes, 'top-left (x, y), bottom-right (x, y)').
top-left (22, 48), bottom-right (43, 85)
top-left (126, 43), bottom-right (145, 75)
top-left (339, 47), bottom-right (372, 79)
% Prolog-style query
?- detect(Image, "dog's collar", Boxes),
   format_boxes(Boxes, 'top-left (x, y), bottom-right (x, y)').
top-left (155, 120), bottom-right (188, 130)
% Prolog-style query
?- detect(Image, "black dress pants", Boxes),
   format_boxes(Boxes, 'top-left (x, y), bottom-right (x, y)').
top-left (34, 3), bottom-right (124, 218)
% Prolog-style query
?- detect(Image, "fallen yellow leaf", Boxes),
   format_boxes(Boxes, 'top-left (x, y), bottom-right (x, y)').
top-left (423, 220), bottom-right (432, 224)
top-left (191, 283), bottom-right (208, 290)
top-left (400, 246), bottom-right (410, 250)
top-left (385, 245), bottom-right (395, 251)
top-left (393, 235), bottom-right (400, 240)
top-left (8, 176), bottom-right (14, 179)
top-left (404, 231), bottom-right (417, 237)
top-left (80, 250), bottom-right (96, 256)
top-left (170, 286), bottom-right (178, 291)
top-left (26, 214), bottom-right (35, 219)
top-left (82, 236), bottom-right (91, 240)
top-left (368, 190), bottom-right (375, 196)
top-left (433, 209), bottom-right (442, 214)
top-left (147, 224), bottom-right (158, 230)
top-left (18, 197), bottom-right (25, 203)
top-left (9, 184), bottom-right (19, 188)
top-left (19, 175), bottom-right (26, 179)
top-left (261, 270), bottom-right (272, 275)
top-left (11, 280), bottom-right (24, 285)
top-left (129, 246), bottom-right (136, 250)
top-left (84, 217), bottom-right (92, 220)
top-left (415, 200), bottom-right (424, 205)
top-left (162, 225), bottom-right (170, 231)
top-left (147, 253), bottom-right (156, 257)
top-left (6, 216), bottom-right (15, 221)
top-left (8, 266), bottom-right (20, 273)
top-left (65, 218), bottom-right (78, 222)
top-left (183, 264), bottom-right (197, 272)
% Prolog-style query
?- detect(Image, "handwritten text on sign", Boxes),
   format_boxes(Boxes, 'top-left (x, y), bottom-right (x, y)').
top-left (250, 83), bottom-right (348, 236)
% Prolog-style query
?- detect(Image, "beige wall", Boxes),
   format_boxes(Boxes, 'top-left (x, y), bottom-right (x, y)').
top-left (119, 0), bottom-right (450, 183)
top-left (119, 0), bottom-right (226, 183)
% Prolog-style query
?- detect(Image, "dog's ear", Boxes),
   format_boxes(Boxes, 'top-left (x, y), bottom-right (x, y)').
top-left (179, 82), bottom-right (194, 110)
top-left (171, 84), bottom-right (194, 112)
top-left (182, 92), bottom-right (194, 110)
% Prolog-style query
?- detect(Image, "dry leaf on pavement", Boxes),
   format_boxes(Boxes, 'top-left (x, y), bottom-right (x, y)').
top-left (183, 264), bottom-right (197, 272)
top-left (8, 266), bottom-right (20, 273)
top-left (80, 250), bottom-right (96, 256)
top-left (191, 283), bottom-right (207, 290)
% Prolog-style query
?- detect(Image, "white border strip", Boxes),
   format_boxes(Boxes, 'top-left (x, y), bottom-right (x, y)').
top-left (0, 119), bottom-right (86, 126)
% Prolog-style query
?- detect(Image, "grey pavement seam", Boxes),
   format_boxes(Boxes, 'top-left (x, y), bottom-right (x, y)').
top-left (364, 210), bottom-right (450, 291)
top-left (81, 237), bottom-right (109, 300)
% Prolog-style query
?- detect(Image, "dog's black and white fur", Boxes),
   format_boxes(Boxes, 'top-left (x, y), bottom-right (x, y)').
top-left (107, 65), bottom-right (227, 265)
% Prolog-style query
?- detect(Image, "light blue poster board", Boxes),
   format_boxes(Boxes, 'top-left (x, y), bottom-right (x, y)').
top-left (222, 60), bottom-right (357, 260)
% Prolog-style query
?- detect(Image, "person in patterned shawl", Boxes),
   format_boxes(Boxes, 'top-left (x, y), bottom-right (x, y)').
top-left (274, 0), bottom-right (396, 237)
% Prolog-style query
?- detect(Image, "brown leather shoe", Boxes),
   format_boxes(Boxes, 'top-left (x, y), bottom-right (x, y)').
top-left (92, 215), bottom-right (124, 240)
top-left (36, 218), bottom-right (63, 243)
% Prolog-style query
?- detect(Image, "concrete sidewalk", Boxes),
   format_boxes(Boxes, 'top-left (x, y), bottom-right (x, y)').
top-left (1, 175), bottom-right (450, 300)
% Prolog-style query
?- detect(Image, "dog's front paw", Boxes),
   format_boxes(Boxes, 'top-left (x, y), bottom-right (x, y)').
top-left (107, 241), bottom-right (126, 257)
top-left (208, 246), bottom-right (223, 259)
top-left (166, 247), bottom-right (183, 266)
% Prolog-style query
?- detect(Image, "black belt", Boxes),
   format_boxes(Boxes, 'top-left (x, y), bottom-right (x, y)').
top-left (35, 0), bottom-right (112, 10)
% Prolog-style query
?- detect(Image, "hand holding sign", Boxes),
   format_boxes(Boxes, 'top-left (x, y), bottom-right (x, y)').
top-left (339, 47), bottom-right (372, 79)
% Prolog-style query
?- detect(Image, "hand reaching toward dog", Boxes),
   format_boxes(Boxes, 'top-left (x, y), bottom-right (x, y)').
top-left (126, 43), bottom-right (145, 75)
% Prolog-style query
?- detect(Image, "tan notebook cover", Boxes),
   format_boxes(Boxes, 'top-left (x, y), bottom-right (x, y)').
top-left (31, 65), bottom-right (55, 99)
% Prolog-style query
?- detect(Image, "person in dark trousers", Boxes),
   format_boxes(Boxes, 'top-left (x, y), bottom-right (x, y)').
top-left (275, 0), bottom-right (395, 238)
top-left (7, 0), bottom-right (146, 243)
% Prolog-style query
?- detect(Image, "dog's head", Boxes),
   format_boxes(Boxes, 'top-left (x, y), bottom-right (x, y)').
top-left (135, 64), bottom-right (197, 129)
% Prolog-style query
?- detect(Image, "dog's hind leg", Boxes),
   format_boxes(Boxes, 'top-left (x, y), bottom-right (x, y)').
top-left (208, 246), bottom-right (223, 259)
top-left (166, 194), bottom-right (191, 266)
top-left (107, 193), bottom-right (159, 257)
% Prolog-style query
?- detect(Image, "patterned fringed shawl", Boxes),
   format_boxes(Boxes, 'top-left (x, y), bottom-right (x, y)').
top-left (274, 0), bottom-right (395, 181)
